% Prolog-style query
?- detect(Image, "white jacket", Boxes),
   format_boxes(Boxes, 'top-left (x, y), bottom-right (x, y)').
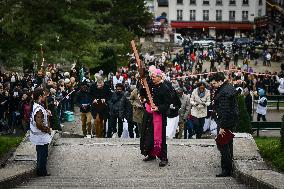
top-left (256, 97), bottom-right (267, 115)
top-left (190, 88), bottom-right (211, 118)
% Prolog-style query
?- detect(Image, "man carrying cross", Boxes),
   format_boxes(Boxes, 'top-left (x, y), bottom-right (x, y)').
top-left (140, 69), bottom-right (171, 167)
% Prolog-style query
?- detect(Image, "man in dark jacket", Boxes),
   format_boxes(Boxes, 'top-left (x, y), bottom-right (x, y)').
top-left (244, 88), bottom-right (252, 121)
top-left (211, 72), bottom-right (239, 177)
top-left (107, 83), bottom-right (125, 138)
top-left (76, 82), bottom-right (92, 136)
top-left (89, 78), bottom-right (111, 138)
top-left (119, 91), bottom-right (134, 138)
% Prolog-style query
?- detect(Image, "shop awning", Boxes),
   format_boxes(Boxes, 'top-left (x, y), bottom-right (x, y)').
top-left (171, 21), bottom-right (254, 30)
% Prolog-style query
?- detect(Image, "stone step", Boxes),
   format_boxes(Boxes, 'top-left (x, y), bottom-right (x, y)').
top-left (18, 176), bottom-right (250, 189)
top-left (15, 137), bottom-right (252, 189)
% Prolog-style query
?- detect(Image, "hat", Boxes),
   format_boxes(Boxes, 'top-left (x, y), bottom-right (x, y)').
top-left (258, 88), bottom-right (265, 97)
top-left (153, 69), bottom-right (163, 78)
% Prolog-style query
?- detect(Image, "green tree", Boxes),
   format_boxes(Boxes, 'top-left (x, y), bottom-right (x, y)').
top-left (0, 0), bottom-right (152, 71)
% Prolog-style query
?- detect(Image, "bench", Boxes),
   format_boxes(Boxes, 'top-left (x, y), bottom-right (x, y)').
top-left (266, 95), bottom-right (284, 111)
top-left (251, 121), bottom-right (281, 137)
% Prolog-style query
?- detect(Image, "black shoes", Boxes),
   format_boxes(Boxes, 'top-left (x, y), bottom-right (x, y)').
top-left (143, 156), bottom-right (156, 162)
top-left (216, 172), bottom-right (231, 177)
top-left (159, 160), bottom-right (168, 167)
top-left (37, 173), bottom-right (51, 177)
top-left (143, 156), bottom-right (169, 167)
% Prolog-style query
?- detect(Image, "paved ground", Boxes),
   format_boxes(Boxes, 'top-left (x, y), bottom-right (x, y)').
top-left (200, 58), bottom-right (282, 74)
top-left (17, 138), bottom-right (250, 189)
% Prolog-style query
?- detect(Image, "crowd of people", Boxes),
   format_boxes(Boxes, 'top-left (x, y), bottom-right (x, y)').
top-left (0, 44), bottom-right (283, 139)
top-left (0, 43), bottom-right (283, 175)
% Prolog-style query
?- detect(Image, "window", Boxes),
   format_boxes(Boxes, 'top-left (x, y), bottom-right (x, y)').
top-left (190, 0), bottom-right (196, 4)
top-left (216, 10), bottom-right (222, 21)
top-left (243, 0), bottom-right (249, 5)
top-left (203, 10), bottom-right (209, 21)
top-left (242, 11), bottom-right (248, 21)
top-left (216, 0), bottom-right (222, 5)
top-left (158, 0), bottom-right (168, 7)
top-left (177, 10), bottom-right (183, 20)
top-left (258, 9), bottom-right (262, 17)
top-left (229, 11), bottom-right (235, 21)
top-left (177, 0), bottom-right (183, 4)
top-left (229, 0), bottom-right (236, 5)
top-left (203, 0), bottom-right (210, 5)
top-left (190, 10), bottom-right (196, 21)
top-left (259, 0), bottom-right (263, 5)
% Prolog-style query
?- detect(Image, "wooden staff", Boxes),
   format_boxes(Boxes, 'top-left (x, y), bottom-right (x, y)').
top-left (131, 40), bottom-right (155, 108)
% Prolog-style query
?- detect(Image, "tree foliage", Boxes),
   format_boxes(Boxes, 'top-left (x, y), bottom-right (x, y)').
top-left (0, 0), bottom-right (152, 72)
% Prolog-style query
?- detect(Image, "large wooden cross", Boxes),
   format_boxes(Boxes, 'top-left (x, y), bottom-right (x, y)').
top-left (130, 40), bottom-right (155, 108)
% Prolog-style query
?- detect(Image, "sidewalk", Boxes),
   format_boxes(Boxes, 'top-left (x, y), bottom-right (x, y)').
top-left (0, 131), bottom-right (59, 189)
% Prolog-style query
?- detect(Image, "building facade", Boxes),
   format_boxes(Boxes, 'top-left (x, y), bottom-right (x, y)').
top-left (154, 0), bottom-right (266, 38)
top-left (270, 0), bottom-right (284, 7)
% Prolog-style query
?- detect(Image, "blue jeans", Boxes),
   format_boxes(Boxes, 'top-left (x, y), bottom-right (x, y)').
top-left (36, 144), bottom-right (49, 176)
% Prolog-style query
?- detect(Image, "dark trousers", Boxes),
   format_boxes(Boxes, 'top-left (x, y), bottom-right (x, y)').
top-left (192, 117), bottom-right (205, 139)
top-left (217, 140), bottom-right (233, 175)
top-left (107, 116), bottom-right (123, 138)
top-left (128, 121), bottom-right (134, 138)
top-left (257, 113), bottom-right (266, 121)
top-left (36, 144), bottom-right (49, 176)
top-left (184, 120), bottom-right (194, 139)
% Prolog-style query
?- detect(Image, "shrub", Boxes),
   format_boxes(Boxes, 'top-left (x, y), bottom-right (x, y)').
top-left (235, 95), bottom-right (252, 133)
top-left (281, 115), bottom-right (284, 149)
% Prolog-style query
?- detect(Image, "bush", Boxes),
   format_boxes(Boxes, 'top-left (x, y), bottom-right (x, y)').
top-left (281, 115), bottom-right (284, 149)
top-left (235, 95), bottom-right (252, 133)
top-left (255, 137), bottom-right (284, 172)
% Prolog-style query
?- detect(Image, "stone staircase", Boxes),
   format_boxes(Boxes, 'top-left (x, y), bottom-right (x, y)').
top-left (18, 176), bottom-right (249, 188)
top-left (16, 138), bottom-right (251, 189)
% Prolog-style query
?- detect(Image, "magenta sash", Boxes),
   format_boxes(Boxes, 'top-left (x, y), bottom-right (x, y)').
top-left (145, 103), bottom-right (162, 157)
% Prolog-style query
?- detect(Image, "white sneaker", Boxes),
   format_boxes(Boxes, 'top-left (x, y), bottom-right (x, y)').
top-left (112, 133), bottom-right (118, 138)
top-left (60, 124), bottom-right (64, 128)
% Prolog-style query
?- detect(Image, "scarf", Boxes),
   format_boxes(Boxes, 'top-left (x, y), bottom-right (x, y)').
top-left (145, 103), bottom-right (163, 157)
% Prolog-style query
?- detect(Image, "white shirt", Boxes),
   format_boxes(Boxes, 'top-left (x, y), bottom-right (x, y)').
top-left (112, 76), bottom-right (123, 88)
top-left (29, 103), bottom-right (52, 145)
